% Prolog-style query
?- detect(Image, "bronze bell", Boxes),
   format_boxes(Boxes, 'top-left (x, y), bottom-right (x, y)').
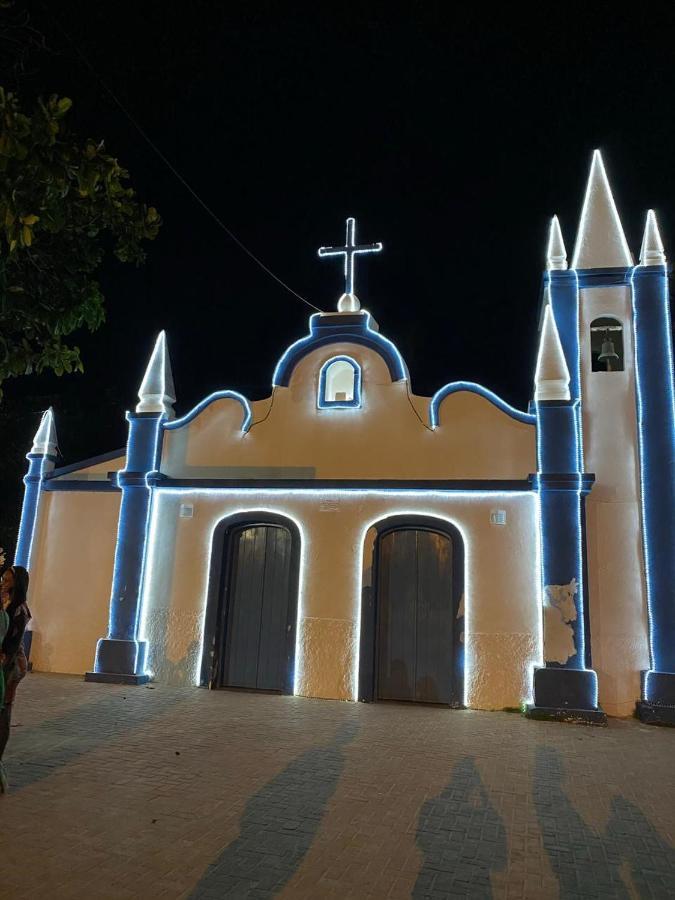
top-left (598, 330), bottom-right (619, 370)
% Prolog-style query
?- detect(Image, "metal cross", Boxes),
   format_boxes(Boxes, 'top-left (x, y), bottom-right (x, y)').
top-left (318, 217), bottom-right (382, 296)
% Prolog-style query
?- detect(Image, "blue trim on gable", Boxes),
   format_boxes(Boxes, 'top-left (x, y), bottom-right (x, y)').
top-left (429, 381), bottom-right (535, 428)
top-left (273, 312), bottom-right (408, 387)
top-left (318, 356), bottom-right (362, 408)
top-left (164, 391), bottom-right (252, 433)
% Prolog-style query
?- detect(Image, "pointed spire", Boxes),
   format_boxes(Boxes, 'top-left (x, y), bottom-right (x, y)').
top-left (535, 299), bottom-right (571, 402)
top-left (31, 407), bottom-right (58, 456)
top-left (639, 209), bottom-right (666, 266)
top-left (546, 216), bottom-right (568, 270)
top-left (136, 331), bottom-right (176, 418)
top-left (571, 150), bottom-right (633, 269)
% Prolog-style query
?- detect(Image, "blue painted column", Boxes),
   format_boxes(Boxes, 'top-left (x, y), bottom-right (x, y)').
top-left (631, 266), bottom-right (675, 720)
top-left (14, 453), bottom-right (55, 569)
top-left (86, 412), bottom-right (164, 684)
top-left (530, 398), bottom-right (603, 721)
top-left (548, 271), bottom-right (581, 401)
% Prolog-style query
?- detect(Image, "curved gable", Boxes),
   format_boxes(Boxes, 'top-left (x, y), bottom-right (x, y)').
top-left (273, 311), bottom-right (408, 387)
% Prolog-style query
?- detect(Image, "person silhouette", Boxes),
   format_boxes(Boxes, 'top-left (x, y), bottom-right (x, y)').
top-left (190, 720), bottom-right (358, 898)
top-left (534, 745), bottom-right (675, 898)
top-left (413, 755), bottom-right (507, 898)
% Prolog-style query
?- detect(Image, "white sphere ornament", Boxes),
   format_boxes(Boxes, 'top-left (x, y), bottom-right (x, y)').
top-left (337, 292), bottom-right (361, 312)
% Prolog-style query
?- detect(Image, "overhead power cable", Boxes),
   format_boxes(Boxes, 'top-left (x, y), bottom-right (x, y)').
top-left (52, 15), bottom-right (323, 313)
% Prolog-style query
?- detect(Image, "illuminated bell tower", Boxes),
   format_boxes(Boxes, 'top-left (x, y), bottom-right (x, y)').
top-left (549, 151), bottom-right (650, 718)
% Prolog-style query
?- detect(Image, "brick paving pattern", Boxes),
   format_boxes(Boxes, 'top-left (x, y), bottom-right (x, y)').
top-left (0, 674), bottom-right (674, 899)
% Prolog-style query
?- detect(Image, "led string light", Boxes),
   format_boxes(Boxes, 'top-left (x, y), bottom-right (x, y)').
top-left (629, 262), bottom-right (675, 692)
top-left (272, 311), bottom-right (408, 387)
top-left (543, 268), bottom-right (596, 702)
top-left (571, 150), bottom-right (633, 269)
top-left (132, 413), bottom-right (167, 643)
top-left (318, 217), bottom-right (383, 298)
top-left (164, 391), bottom-right (253, 434)
top-left (104, 411), bottom-right (166, 647)
top-left (430, 382), bottom-right (536, 429)
top-left (14, 452), bottom-right (52, 569)
top-left (137, 487), bottom-right (542, 707)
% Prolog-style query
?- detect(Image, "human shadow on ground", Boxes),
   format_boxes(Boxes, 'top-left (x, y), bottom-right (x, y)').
top-left (413, 755), bottom-right (507, 899)
top-left (189, 720), bottom-right (358, 899)
top-left (6, 685), bottom-right (183, 791)
top-left (534, 745), bottom-right (675, 898)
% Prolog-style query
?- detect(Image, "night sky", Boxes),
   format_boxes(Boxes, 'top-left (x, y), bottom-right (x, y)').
top-left (2, 2), bottom-right (675, 546)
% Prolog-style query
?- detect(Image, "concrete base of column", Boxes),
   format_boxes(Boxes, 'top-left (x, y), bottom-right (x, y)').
top-left (636, 671), bottom-right (675, 726)
top-left (85, 671), bottom-right (150, 685)
top-left (85, 637), bottom-right (149, 685)
top-left (526, 666), bottom-right (607, 726)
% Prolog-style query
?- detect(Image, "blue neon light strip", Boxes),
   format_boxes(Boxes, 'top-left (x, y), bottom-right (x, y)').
top-left (630, 265), bottom-right (675, 680)
top-left (430, 382), bottom-right (536, 428)
top-left (273, 312), bottom-right (408, 387)
top-left (164, 391), bottom-right (253, 434)
top-left (14, 454), bottom-right (51, 569)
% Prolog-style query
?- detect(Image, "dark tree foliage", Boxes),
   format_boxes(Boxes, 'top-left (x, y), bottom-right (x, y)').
top-left (0, 87), bottom-right (161, 397)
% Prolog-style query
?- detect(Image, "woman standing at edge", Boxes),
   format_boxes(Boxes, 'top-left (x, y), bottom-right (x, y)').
top-left (0, 565), bottom-right (30, 793)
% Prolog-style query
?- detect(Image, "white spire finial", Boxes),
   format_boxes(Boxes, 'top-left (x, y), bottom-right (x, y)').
top-left (136, 331), bottom-right (176, 418)
top-left (639, 209), bottom-right (666, 266)
top-left (546, 216), bottom-right (568, 271)
top-left (31, 407), bottom-right (58, 456)
top-left (535, 298), bottom-right (571, 402)
top-left (571, 150), bottom-right (633, 269)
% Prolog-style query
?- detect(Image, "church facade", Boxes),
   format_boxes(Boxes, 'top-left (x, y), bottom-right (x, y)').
top-left (14, 152), bottom-right (675, 723)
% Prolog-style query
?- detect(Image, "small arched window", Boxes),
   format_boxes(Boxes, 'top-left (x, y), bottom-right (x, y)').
top-left (319, 357), bottom-right (361, 408)
top-left (590, 317), bottom-right (624, 372)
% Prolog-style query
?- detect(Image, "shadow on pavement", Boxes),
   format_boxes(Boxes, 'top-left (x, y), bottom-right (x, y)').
top-left (534, 744), bottom-right (675, 898)
top-left (189, 720), bottom-right (358, 899)
top-left (5, 685), bottom-right (182, 791)
top-left (413, 755), bottom-right (507, 899)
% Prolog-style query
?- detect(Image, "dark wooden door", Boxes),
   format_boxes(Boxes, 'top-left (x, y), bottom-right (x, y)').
top-left (221, 524), bottom-right (294, 692)
top-left (376, 528), bottom-right (454, 703)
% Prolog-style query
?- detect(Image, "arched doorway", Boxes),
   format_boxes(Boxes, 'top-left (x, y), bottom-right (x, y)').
top-left (359, 517), bottom-right (464, 706)
top-left (201, 513), bottom-right (300, 694)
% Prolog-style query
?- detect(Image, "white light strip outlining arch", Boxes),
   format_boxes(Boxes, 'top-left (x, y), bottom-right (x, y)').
top-left (138, 487), bottom-right (542, 708)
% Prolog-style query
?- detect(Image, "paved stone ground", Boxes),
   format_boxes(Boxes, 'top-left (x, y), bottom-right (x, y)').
top-left (1, 675), bottom-right (674, 900)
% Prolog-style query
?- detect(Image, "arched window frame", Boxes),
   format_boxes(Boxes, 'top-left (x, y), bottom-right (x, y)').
top-left (318, 356), bottom-right (362, 409)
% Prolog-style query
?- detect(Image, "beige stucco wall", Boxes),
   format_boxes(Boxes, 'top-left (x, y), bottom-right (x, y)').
top-left (139, 490), bottom-right (542, 710)
top-left (161, 343), bottom-right (536, 480)
top-left (27, 490), bottom-right (120, 674)
top-left (579, 286), bottom-right (650, 717)
top-left (140, 333), bottom-right (541, 707)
